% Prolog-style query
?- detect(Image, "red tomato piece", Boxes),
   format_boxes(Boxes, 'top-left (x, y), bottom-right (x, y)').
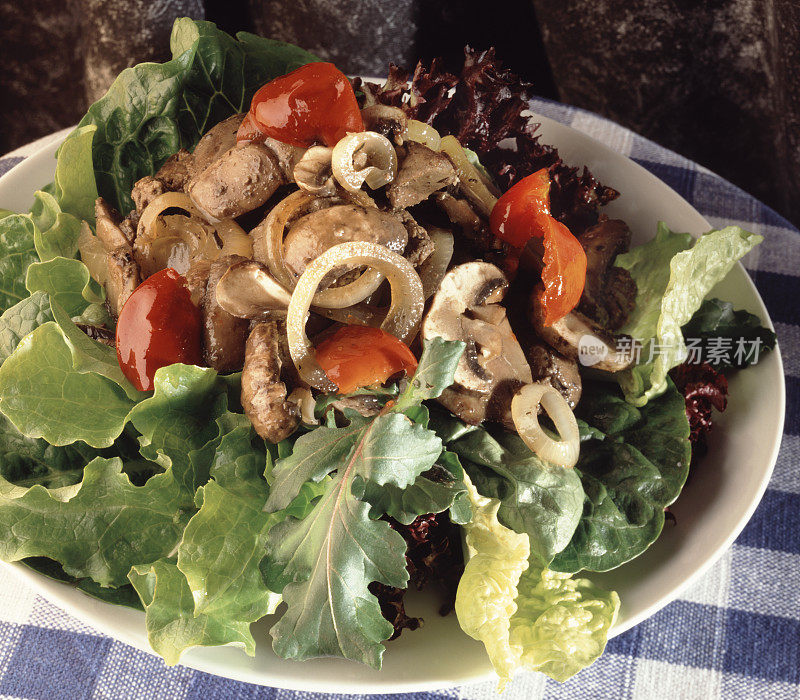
top-left (116, 268), bottom-right (203, 392)
top-left (490, 167), bottom-right (587, 326)
top-left (237, 62), bottom-right (364, 148)
top-left (315, 326), bottom-right (418, 394)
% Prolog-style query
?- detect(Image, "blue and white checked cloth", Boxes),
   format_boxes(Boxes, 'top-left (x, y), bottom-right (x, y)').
top-left (0, 99), bottom-right (797, 700)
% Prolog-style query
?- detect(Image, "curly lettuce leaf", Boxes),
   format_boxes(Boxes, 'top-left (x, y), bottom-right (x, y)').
top-left (0, 456), bottom-right (189, 587)
top-left (455, 474), bottom-right (619, 687)
top-left (0, 322), bottom-right (135, 448)
top-left (129, 557), bottom-right (255, 666)
top-left (616, 224), bottom-right (762, 405)
top-left (509, 567), bottom-right (619, 683)
top-left (550, 380), bottom-right (690, 573)
top-left (0, 214), bottom-right (39, 315)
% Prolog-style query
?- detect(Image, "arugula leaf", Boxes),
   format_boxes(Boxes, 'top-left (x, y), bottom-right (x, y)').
top-left (446, 428), bottom-right (584, 567)
top-left (26, 257), bottom-right (104, 317)
top-left (129, 557), bottom-right (255, 665)
top-left (392, 337), bottom-right (465, 413)
top-left (681, 297), bottom-right (776, 368)
top-left (53, 125), bottom-right (98, 223)
top-left (0, 214), bottom-right (39, 315)
top-left (550, 379), bottom-right (690, 573)
top-left (0, 322), bottom-right (134, 448)
top-left (0, 291), bottom-right (54, 365)
top-left (616, 224), bottom-right (762, 405)
top-left (29, 191), bottom-right (83, 262)
top-left (0, 457), bottom-right (189, 587)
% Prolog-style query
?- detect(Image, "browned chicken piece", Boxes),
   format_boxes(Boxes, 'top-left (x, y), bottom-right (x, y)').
top-left (188, 142), bottom-right (285, 220)
top-left (106, 246), bottom-right (140, 317)
top-left (577, 217), bottom-right (637, 330)
top-left (386, 142), bottom-right (456, 209)
top-left (282, 204), bottom-right (408, 278)
top-left (395, 210), bottom-right (434, 267)
top-left (241, 321), bottom-right (300, 443)
top-left (202, 255), bottom-right (250, 372)
top-left (131, 149), bottom-right (194, 212)
top-left (184, 259), bottom-right (212, 308)
top-left (527, 341), bottom-right (582, 408)
top-left (190, 114), bottom-right (243, 177)
top-left (95, 197), bottom-right (132, 248)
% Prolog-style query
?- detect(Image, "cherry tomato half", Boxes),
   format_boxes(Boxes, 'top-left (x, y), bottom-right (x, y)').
top-left (116, 268), bottom-right (203, 392)
top-left (237, 62), bottom-right (364, 148)
top-left (315, 326), bottom-right (418, 394)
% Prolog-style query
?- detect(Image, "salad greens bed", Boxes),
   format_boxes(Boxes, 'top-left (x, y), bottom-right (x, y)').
top-left (0, 17), bottom-right (776, 687)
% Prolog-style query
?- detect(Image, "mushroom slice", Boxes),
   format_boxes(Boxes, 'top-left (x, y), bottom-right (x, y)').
top-left (361, 105), bottom-right (407, 141)
top-left (106, 245), bottom-right (140, 317)
top-left (422, 262), bottom-right (533, 426)
top-left (95, 197), bottom-right (132, 249)
top-left (293, 146), bottom-right (336, 196)
top-left (531, 306), bottom-right (633, 373)
top-left (216, 260), bottom-right (292, 319)
top-left (241, 321), bottom-right (300, 444)
top-left (202, 255), bottom-right (250, 372)
top-left (331, 131), bottom-right (398, 193)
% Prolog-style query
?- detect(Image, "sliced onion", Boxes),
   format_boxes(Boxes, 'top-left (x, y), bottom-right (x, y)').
top-left (137, 192), bottom-right (204, 236)
top-left (253, 190), bottom-right (319, 289)
top-left (286, 241), bottom-right (424, 391)
top-left (331, 132), bottom-right (398, 193)
top-left (418, 227), bottom-right (454, 298)
top-left (215, 218), bottom-right (253, 258)
top-left (404, 119), bottom-right (442, 151)
top-left (511, 382), bottom-right (580, 468)
top-left (440, 135), bottom-right (498, 218)
top-left (311, 268), bottom-right (385, 308)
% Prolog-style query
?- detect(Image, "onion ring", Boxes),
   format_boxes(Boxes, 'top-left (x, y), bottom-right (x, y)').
top-left (511, 382), bottom-right (580, 468)
top-left (286, 241), bottom-right (424, 391)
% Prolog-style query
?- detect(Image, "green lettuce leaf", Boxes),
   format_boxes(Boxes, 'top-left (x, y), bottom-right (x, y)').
top-left (550, 380), bottom-right (691, 573)
top-left (25, 257), bottom-right (104, 317)
top-left (446, 427), bottom-right (584, 567)
top-left (29, 191), bottom-right (83, 262)
top-left (681, 297), bottom-right (777, 368)
top-left (616, 224), bottom-right (762, 405)
top-left (0, 214), bottom-right (39, 315)
top-left (0, 456), bottom-right (189, 587)
top-left (53, 125), bottom-right (98, 223)
top-left (392, 336), bottom-right (465, 413)
top-left (0, 322), bottom-right (135, 448)
top-left (0, 291), bottom-right (54, 365)
top-left (455, 474), bottom-right (619, 687)
top-left (129, 557), bottom-right (255, 665)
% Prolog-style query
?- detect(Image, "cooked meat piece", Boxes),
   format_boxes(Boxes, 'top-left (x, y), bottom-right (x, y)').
top-left (529, 303), bottom-right (632, 373)
top-left (76, 323), bottom-right (115, 347)
top-left (131, 149), bottom-right (193, 213)
top-left (202, 255), bottom-right (250, 372)
top-left (184, 259), bottom-right (211, 307)
top-left (261, 135), bottom-right (305, 179)
top-left (434, 192), bottom-right (507, 262)
top-left (527, 341), bottom-right (582, 408)
top-left (395, 210), bottom-right (434, 267)
top-left (106, 245), bottom-right (140, 317)
top-left (386, 143), bottom-right (456, 209)
top-left (190, 114), bottom-right (243, 177)
top-left (95, 197), bottom-right (131, 249)
top-left (188, 142), bottom-right (285, 220)
top-left (241, 321), bottom-right (300, 443)
top-left (422, 262), bottom-right (533, 428)
top-left (577, 218), bottom-right (637, 329)
top-left (282, 204), bottom-right (408, 278)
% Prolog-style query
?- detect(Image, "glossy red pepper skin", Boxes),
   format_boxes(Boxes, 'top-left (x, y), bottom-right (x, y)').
top-left (116, 269), bottom-right (203, 392)
top-left (237, 62), bottom-right (364, 147)
top-left (490, 168), bottom-right (587, 326)
top-left (315, 326), bottom-right (418, 394)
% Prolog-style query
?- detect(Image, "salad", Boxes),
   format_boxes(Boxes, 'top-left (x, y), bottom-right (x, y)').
top-left (0, 18), bottom-right (776, 687)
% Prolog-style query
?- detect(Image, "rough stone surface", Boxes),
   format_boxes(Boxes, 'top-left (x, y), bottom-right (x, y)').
top-left (531, 0), bottom-right (800, 225)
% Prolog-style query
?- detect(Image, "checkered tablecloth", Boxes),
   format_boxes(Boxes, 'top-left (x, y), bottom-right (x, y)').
top-left (0, 98), bottom-right (797, 700)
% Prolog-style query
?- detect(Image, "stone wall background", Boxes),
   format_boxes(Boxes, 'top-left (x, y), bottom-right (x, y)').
top-left (0, 0), bottom-right (797, 225)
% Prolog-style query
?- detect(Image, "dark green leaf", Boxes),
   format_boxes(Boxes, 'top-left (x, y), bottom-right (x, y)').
top-left (393, 338), bottom-right (465, 413)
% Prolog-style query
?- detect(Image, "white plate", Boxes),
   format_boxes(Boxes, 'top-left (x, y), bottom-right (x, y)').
top-left (0, 116), bottom-right (785, 693)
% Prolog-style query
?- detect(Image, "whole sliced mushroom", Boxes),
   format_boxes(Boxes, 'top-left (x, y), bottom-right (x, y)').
top-left (293, 146), bottom-right (336, 196)
top-left (216, 259), bottom-right (292, 319)
top-left (360, 105), bottom-right (407, 141)
top-left (241, 321), bottom-right (300, 443)
top-left (421, 262), bottom-right (533, 427)
top-left (530, 305), bottom-right (633, 373)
